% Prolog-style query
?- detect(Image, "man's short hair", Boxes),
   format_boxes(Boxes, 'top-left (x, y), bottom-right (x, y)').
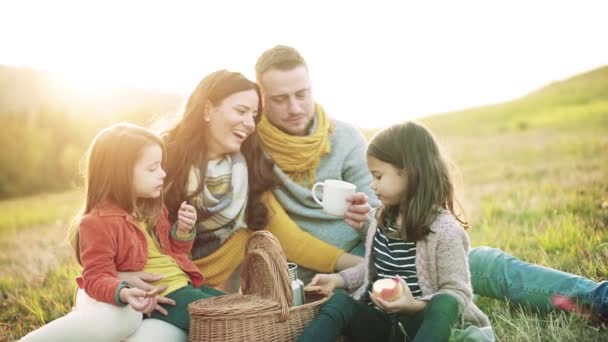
top-left (255, 45), bottom-right (308, 84)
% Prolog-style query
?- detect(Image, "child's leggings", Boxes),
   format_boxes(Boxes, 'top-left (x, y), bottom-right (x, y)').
top-left (20, 285), bottom-right (224, 341)
top-left (19, 288), bottom-right (143, 342)
top-left (150, 284), bottom-right (225, 331)
top-left (297, 292), bottom-right (460, 342)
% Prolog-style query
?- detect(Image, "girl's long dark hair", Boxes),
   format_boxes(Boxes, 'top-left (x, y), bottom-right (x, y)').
top-left (162, 70), bottom-right (276, 229)
top-left (367, 121), bottom-right (467, 242)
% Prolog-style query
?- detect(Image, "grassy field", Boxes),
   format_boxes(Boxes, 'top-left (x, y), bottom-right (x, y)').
top-left (2, 67), bottom-right (608, 341)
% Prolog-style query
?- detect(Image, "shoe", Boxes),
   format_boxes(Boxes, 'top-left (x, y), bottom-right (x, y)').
top-left (552, 294), bottom-right (607, 327)
top-left (551, 295), bottom-right (588, 316)
top-left (589, 281), bottom-right (608, 323)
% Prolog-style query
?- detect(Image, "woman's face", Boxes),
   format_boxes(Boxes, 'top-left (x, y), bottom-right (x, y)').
top-left (206, 89), bottom-right (259, 160)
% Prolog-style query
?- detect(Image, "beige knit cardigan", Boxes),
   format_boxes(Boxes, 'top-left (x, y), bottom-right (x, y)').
top-left (339, 210), bottom-right (491, 329)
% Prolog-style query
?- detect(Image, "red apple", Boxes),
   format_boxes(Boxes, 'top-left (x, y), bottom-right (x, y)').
top-left (372, 278), bottom-right (404, 302)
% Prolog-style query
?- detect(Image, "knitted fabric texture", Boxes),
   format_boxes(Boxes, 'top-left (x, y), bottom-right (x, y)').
top-left (267, 117), bottom-right (379, 282)
top-left (339, 210), bottom-right (492, 329)
top-left (187, 153), bottom-right (248, 259)
top-left (257, 103), bottom-right (334, 186)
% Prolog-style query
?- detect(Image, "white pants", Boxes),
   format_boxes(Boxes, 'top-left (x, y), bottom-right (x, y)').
top-left (20, 288), bottom-right (187, 342)
top-left (20, 289), bottom-right (142, 342)
top-left (123, 318), bottom-right (187, 342)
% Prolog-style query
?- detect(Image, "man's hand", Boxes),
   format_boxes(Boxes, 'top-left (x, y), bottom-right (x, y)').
top-left (344, 192), bottom-right (371, 230)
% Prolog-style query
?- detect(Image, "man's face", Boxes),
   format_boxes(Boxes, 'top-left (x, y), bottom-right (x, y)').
top-left (259, 65), bottom-right (315, 136)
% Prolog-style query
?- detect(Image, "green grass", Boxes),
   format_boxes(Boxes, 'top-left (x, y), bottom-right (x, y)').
top-left (0, 190), bottom-right (82, 234)
top-left (2, 66), bottom-right (608, 340)
top-left (0, 191), bottom-right (81, 340)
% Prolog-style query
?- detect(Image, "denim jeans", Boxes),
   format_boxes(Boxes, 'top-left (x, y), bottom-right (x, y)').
top-left (469, 246), bottom-right (606, 316)
top-left (297, 292), bottom-right (459, 342)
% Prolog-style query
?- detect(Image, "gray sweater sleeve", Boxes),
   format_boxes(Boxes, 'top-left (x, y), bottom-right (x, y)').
top-left (421, 219), bottom-right (473, 313)
top-left (339, 261), bottom-right (367, 293)
top-left (339, 216), bottom-right (377, 296)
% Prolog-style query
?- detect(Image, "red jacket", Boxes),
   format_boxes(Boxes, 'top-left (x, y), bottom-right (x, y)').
top-left (76, 202), bottom-right (204, 304)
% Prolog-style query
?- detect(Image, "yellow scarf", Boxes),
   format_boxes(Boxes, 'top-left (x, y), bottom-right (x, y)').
top-left (257, 103), bottom-right (334, 186)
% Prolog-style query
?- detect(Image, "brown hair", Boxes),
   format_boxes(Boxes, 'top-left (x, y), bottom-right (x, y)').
top-left (162, 70), bottom-right (276, 229)
top-left (367, 121), bottom-right (468, 242)
top-left (255, 45), bottom-right (307, 84)
top-left (68, 123), bottom-right (165, 264)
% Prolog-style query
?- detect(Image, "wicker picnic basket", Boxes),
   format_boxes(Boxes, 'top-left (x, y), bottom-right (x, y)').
top-left (188, 230), bottom-right (331, 342)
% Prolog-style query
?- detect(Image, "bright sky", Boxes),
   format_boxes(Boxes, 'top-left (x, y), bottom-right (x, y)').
top-left (1, 0), bottom-right (607, 128)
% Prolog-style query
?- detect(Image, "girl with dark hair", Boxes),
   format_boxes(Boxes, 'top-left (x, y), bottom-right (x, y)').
top-left (297, 122), bottom-right (494, 342)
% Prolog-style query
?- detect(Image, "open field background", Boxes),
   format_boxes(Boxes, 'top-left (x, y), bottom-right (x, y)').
top-left (1, 66), bottom-right (607, 341)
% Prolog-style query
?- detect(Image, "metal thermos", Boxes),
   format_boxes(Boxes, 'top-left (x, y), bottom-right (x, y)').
top-left (288, 262), bottom-right (305, 306)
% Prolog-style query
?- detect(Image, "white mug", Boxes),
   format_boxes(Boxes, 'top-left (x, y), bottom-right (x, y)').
top-left (311, 180), bottom-right (357, 217)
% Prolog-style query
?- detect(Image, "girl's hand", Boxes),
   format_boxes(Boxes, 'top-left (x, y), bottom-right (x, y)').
top-left (120, 287), bottom-right (157, 315)
top-left (120, 287), bottom-right (175, 316)
top-left (344, 192), bottom-right (371, 230)
top-left (154, 295), bottom-right (176, 315)
top-left (307, 273), bottom-right (343, 294)
top-left (177, 201), bottom-right (197, 234)
top-left (370, 277), bottom-right (425, 314)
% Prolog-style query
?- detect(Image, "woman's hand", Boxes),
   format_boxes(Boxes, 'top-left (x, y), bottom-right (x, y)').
top-left (118, 271), bottom-right (166, 292)
top-left (177, 201), bottom-right (197, 234)
top-left (307, 273), bottom-right (344, 294)
top-left (344, 192), bottom-right (371, 230)
top-left (369, 277), bottom-right (426, 314)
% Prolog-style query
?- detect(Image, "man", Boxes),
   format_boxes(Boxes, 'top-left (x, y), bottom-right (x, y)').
top-left (253, 45), bottom-right (607, 320)
top-left (254, 45), bottom-right (377, 281)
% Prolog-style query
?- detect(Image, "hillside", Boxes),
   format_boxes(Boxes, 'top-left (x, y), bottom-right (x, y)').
top-left (0, 65), bottom-right (183, 198)
top-left (421, 65), bottom-right (608, 137)
top-left (0, 65), bottom-right (182, 121)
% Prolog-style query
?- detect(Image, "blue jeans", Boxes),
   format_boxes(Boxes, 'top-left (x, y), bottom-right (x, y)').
top-left (469, 246), bottom-right (607, 318)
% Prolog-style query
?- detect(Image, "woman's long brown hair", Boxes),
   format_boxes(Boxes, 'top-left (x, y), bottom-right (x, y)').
top-left (162, 70), bottom-right (276, 229)
top-left (68, 123), bottom-right (165, 265)
top-left (367, 121), bottom-right (468, 242)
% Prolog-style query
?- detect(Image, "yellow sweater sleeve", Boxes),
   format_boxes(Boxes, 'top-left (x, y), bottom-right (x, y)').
top-left (192, 228), bottom-right (251, 288)
top-left (262, 191), bottom-right (345, 273)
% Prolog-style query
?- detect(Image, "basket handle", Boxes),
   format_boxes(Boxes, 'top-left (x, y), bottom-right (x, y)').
top-left (245, 248), bottom-right (292, 322)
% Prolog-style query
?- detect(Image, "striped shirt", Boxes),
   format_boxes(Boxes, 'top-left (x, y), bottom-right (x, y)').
top-left (365, 224), bottom-right (422, 304)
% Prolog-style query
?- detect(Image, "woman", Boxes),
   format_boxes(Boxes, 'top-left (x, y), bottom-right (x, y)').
top-left (122, 70), bottom-right (367, 341)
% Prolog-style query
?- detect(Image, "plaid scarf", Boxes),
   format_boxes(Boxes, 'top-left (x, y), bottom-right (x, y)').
top-left (187, 153), bottom-right (248, 259)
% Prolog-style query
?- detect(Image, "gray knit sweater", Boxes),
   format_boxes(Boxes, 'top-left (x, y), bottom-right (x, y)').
top-left (271, 119), bottom-right (380, 281)
top-left (340, 210), bottom-right (492, 329)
